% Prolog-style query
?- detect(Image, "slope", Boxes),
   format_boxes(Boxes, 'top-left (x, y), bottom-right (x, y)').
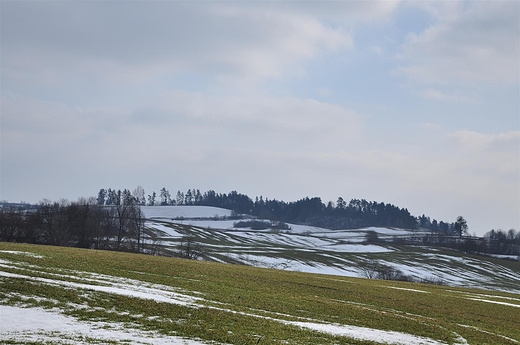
top-left (141, 206), bottom-right (520, 294)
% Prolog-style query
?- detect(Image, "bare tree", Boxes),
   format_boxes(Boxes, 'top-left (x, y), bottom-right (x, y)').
top-left (359, 259), bottom-right (410, 281)
top-left (177, 236), bottom-right (205, 259)
top-left (0, 207), bottom-right (28, 242)
top-left (132, 186), bottom-right (146, 206)
top-left (131, 205), bottom-right (145, 253)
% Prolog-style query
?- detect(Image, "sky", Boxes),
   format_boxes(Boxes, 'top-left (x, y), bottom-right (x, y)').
top-left (1, 1), bottom-right (519, 235)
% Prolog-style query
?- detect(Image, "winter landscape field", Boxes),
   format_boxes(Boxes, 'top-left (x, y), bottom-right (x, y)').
top-left (139, 206), bottom-right (520, 293)
top-left (1, 206), bottom-right (519, 344)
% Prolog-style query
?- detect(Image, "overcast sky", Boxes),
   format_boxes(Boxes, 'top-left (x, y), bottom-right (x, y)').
top-left (1, 1), bottom-right (519, 235)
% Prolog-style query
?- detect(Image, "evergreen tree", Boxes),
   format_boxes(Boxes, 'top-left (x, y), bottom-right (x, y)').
top-left (97, 189), bottom-right (106, 206)
top-left (454, 216), bottom-right (468, 238)
top-left (185, 189), bottom-right (193, 205)
top-left (147, 192), bottom-right (156, 206)
top-left (106, 189), bottom-right (117, 206)
top-left (176, 191), bottom-right (184, 205)
top-left (160, 188), bottom-right (171, 205)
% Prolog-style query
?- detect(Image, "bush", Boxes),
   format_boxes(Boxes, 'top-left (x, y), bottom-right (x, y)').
top-left (359, 259), bottom-right (412, 281)
top-left (365, 230), bottom-right (379, 243)
top-left (233, 220), bottom-right (291, 231)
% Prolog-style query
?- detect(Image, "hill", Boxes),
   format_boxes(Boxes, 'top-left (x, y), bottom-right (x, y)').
top-left (141, 206), bottom-right (520, 294)
top-left (1, 242), bottom-right (519, 344)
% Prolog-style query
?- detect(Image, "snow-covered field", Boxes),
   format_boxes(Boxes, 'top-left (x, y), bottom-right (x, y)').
top-left (142, 206), bottom-right (232, 219)
top-left (143, 206), bottom-right (520, 293)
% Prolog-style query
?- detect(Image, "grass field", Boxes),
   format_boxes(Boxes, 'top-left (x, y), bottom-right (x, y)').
top-left (1, 242), bottom-right (519, 344)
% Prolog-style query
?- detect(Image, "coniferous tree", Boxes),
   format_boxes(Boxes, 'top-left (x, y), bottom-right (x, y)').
top-left (147, 192), bottom-right (156, 206)
top-left (160, 188), bottom-right (171, 205)
top-left (97, 189), bottom-right (106, 206)
top-left (176, 191), bottom-right (184, 205)
top-left (455, 216), bottom-right (468, 238)
top-left (185, 189), bottom-right (193, 205)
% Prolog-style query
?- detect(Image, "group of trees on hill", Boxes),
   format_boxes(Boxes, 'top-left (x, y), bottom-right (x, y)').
top-left (97, 187), bottom-right (447, 233)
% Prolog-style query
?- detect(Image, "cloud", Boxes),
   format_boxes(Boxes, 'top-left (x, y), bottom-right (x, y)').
top-left (370, 46), bottom-right (384, 56)
top-left (419, 123), bottom-right (442, 130)
top-left (418, 88), bottom-right (477, 104)
top-left (396, 1), bottom-right (520, 85)
top-left (1, 90), bottom-right (363, 200)
top-left (1, 2), bottom-right (352, 89)
top-left (450, 130), bottom-right (520, 157)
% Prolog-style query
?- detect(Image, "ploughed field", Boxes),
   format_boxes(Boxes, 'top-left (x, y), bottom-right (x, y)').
top-left (1, 242), bottom-right (519, 345)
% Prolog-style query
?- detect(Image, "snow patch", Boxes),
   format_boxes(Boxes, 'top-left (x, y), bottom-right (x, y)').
top-left (0, 305), bottom-right (211, 345)
top-left (0, 250), bottom-right (44, 258)
top-left (289, 321), bottom-right (449, 345)
top-left (385, 286), bottom-right (429, 293)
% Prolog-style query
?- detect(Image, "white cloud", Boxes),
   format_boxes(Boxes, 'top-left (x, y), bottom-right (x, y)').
top-left (418, 88), bottom-right (477, 104)
top-left (370, 46), bottom-right (384, 56)
top-left (396, 1), bottom-right (520, 85)
top-left (451, 130), bottom-right (520, 152)
top-left (419, 122), bottom-right (442, 130)
top-left (132, 91), bottom-right (363, 150)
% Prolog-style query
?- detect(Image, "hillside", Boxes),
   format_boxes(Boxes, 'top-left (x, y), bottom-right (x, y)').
top-left (1, 242), bottom-right (519, 345)
top-left (141, 206), bottom-right (520, 294)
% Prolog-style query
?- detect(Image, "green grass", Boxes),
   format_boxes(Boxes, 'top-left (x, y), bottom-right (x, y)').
top-left (0, 242), bottom-right (519, 345)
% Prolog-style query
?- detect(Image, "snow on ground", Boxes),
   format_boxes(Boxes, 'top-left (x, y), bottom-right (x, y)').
top-left (0, 259), bottom-right (459, 345)
top-left (488, 254), bottom-right (520, 261)
top-left (139, 207), bottom-right (519, 293)
top-left (0, 305), bottom-right (211, 345)
top-left (288, 321), bottom-right (449, 345)
top-left (142, 206), bottom-right (232, 219)
top-left (0, 250), bottom-right (44, 258)
top-left (322, 243), bottom-right (392, 253)
top-left (222, 253), bottom-right (368, 277)
top-left (181, 219), bottom-right (241, 229)
top-left (465, 298), bottom-right (520, 308)
top-left (385, 286), bottom-right (429, 293)
top-left (147, 222), bottom-right (185, 238)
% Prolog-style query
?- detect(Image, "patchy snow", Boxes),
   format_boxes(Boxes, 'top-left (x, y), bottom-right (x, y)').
top-left (141, 214), bottom-right (520, 293)
top-left (487, 254), bottom-right (520, 261)
top-left (0, 260), bottom-right (458, 345)
top-left (466, 298), bottom-right (520, 308)
top-left (147, 222), bottom-right (185, 238)
top-left (385, 286), bottom-right (429, 293)
top-left (0, 250), bottom-right (44, 258)
top-left (183, 219), bottom-right (240, 229)
top-left (322, 243), bottom-right (392, 253)
top-left (288, 321), bottom-right (449, 345)
top-left (0, 270), bottom-right (202, 307)
top-left (0, 305), bottom-right (212, 345)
